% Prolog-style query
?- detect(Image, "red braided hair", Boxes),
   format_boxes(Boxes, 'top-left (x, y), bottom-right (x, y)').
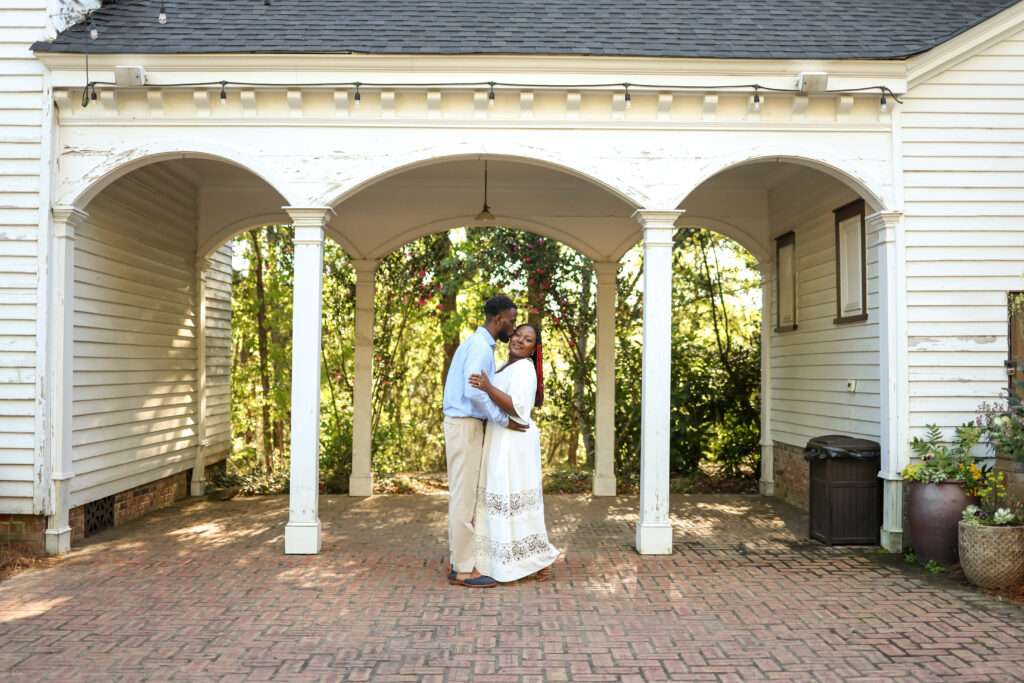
top-left (533, 340), bottom-right (544, 407)
top-left (515, 323), bottom-right (544, 407)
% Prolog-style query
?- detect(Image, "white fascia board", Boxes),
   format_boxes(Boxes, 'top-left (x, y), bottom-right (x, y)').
top-left (35, 52), bottom-right (907, 93)
top-left (907, 0), bottom-right (1024, 88)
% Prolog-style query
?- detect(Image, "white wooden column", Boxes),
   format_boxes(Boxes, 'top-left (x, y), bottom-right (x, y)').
top-left (191, 258), bottom-right (212, 496)
top-left (284, 207), bottom-right (332, 554)
top-left (593, 261), bottom-right (618, 496)
top-left (45, 207), bottom-right (88, 555)
top-left (349, 259), bottom-right (379, 497)
top-left (756, 261), bottom-right (775, 496)
top-left (869, 211), bottom-right (907, 553)
top-left (633, 210), bottom-right (682, 554)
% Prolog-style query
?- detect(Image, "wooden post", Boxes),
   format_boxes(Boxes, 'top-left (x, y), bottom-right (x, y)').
top-left (593, 261), bottom-right (618, 496)
top-left (349, 259), bottom-right (379, 497)
top-left (45, 207), bottom-right (88, 555)
top-left (633, 210), bottom-right (682, 555)
top-left (757, 261), bottom-right (775, 496)
top-left (869, 210), bottom-right (906, 553)
top-left (283, 207), bottom-right (331, 555)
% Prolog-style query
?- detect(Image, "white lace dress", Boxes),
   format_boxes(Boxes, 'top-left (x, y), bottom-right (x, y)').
top-left (474, 358), bottom-right (559, 582)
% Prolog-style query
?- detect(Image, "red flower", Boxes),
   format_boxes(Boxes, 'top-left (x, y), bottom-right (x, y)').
top-left (530, 307), bottom-right (538, 314)
top-left (537, 269), bottom-right (544, 274)
top-left (525, 257), bottom-right (532, 263)
top-left (529, 278), bottom-right (535, 285)
top-left (402, 297), bottom-right (408, 303)
top-left (568, 339), bottom-right (576, 346)
top-left (436, 303), bottom-right (444, 311)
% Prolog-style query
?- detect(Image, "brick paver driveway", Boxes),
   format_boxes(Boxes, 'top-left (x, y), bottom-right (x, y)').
top-left (3, 493), bottom-right (1023, 681)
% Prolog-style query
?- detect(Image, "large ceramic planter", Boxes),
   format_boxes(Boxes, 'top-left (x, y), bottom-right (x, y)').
top-left (907, 481), bottom-right (978, 566)
top-left (958, 522), bottom-right (1024, 588)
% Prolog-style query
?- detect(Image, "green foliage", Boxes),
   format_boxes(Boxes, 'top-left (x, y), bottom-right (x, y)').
top-left (925, 560), bottom-right (948, 574)
top-left (902, 423), bottom-right (985, 490)
top-left (614, 228), bottom-right (762, 479)
top-left (962, 471), bottom-right (1021, 526)
top-left (229, 223), bottom-right (762, 490)
top-left (904, 550), bottom-right (917, 564)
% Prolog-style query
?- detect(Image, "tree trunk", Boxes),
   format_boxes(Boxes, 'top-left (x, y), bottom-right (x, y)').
top-left (440, 287), bottom-right (460, 386)
top-left (249, 230), bottom-right (274, 474)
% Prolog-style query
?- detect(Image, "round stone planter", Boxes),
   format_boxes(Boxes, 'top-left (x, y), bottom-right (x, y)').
top-left (907, 481), bottom-right (978, 567)
top-left (958, 522), bottom-right (1024, 589)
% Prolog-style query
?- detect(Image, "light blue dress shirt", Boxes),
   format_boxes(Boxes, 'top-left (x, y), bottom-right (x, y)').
top-left (442, 326), bottom-right (510, 427)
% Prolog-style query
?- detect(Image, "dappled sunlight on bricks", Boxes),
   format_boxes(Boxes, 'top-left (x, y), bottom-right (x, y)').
top-left (1, 493), bottom-right (1024, 680)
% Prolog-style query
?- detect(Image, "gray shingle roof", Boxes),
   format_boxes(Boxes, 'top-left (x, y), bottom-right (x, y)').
top-left (32, 0), bottom-right (1021, 59)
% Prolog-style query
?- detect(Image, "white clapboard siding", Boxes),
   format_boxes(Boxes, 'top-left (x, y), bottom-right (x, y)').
top-left (769, 172), bottom-right (880, 449)
top-left (0, 1), bottom-right (46, 514)
top-left (205, 243), bottom-right (233, 462)
top-left (70, 165), bottom-right (201, 506)
top-left (902, 26), bottom-right (1024, 439)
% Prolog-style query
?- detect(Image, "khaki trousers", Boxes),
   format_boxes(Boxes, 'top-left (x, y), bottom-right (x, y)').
top-left (443, 416), bottom-right (485, 573)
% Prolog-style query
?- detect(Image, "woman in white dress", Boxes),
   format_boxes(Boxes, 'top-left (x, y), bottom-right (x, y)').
top-left (468, 323), bottom-right (560, 583)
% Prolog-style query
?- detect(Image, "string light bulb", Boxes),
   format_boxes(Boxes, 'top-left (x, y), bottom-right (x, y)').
top-left (353, 82), bottom-right (361, 108)
top-left (623, 83), bottom-right (631, 109)
top-left (219, 81), bottom-right (227, 104)
top-left (879, 88), bottom-right (888, 113)
top-left (488, 81), bottom-right (495, 108)
top-left (90, 83), bottom-right (97, 101)
top-left (159, 2), bottom-right (167, 24)
top-left (752, 87), bottom-right (761, 112)
top-left (89, 17), bottom-right (98, 39)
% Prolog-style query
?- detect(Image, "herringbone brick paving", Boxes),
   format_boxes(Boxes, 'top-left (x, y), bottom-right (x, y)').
top-left (2, 493), bottom-right (1023, 681)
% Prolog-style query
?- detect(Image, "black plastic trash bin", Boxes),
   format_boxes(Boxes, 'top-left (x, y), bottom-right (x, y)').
top-left (804, 435), bottom-right (882, 545)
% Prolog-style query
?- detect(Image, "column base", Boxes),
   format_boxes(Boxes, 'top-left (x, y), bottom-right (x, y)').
top-left (44, 526), bottom-right (72, 555)
top-left (758, 479), bottom-right (775, 496)
top-left (190, 479), bottom-right (207, 497)
top-left (635, 521), bottom-right (673, 555)
top-left (284, 520), bottom-right (322, 554)
top-left (880, 527), bottom-right (903, 554)
top-left (349, 474), bottom-right (373, 497)
top-left (592, 474), bottom-right (616, 497)
top-left (881, 477), bottom-right (904, 553)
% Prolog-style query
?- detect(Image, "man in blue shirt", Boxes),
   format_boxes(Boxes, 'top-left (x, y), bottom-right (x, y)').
top-left (443, 295), bottom-right (526, 587)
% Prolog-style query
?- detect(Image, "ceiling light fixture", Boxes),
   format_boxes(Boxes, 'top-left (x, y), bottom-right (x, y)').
top-left (475, 161), bottom-right (495, 223)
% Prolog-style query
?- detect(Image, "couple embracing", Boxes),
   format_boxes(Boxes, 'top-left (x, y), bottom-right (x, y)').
top-left (442, 295), bottom-right (560, 588)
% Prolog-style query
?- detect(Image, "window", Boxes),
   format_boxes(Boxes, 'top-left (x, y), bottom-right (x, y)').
top-left (775, 231), bottom-right (796, 332)
top-left (834, 199), bottom-right (867, 324)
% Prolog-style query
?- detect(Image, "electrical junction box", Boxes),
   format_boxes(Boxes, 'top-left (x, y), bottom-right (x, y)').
top-left (114, 66), bottom-right (147, 87)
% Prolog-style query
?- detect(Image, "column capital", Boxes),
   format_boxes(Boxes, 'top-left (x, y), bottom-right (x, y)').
top-left (866, 211), bottom-right (903, 245)
top-left (591, 261), bottom-right (620, 279)
top-left (284, 206), bottom-right (334, 225)
top-left (51, 206), bottom-right (88, 238)
top-left (632, 209), bottom-right (684, 230)
top-left (350, 259), bottom-right (380, 276)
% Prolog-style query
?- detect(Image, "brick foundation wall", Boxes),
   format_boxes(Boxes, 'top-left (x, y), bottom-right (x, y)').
top-left (774, 441), bottom-right (809, 510)
top-left (1, 471), bottom-right (191, 553)
top-left (0, 514), bottom-right (48, 554)
top-left (113, 471), bottom-right (188, 526)
top-left (70, 505), bottom-right (85, 543)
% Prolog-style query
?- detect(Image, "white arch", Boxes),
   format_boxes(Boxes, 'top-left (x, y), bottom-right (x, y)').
top-left (198, 212), bottom-right (292, 261)
top-left (354, 214), bottom-right (603, 262)
top-left (59, 139), bottom-right (303, 209)
top-left (607, 215), bottom-right (768, 263)
top-left (668, 145), bottom-right (892, 213)
top-left (318, 147), bottom-right (650, 211)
